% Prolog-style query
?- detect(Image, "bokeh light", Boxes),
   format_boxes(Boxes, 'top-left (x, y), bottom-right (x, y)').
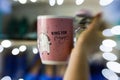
top-left (111, 25), bottom-right (120, 35)
top-left (33, 47), bottom-right (38, 54)
top-left (102, 29), bottom-right (114, 37)
top-left (12, 48), bottom-right (20, 55)
top-left (99, 44), bottom-right (113, 52)
top-left (1, 76), bottom-right (12, 80)
top-left (49, 0), bottom-right (56, 6)
top-left (19, 45), bottom-right (27, 52)
top-left (102, 52), bottom-right (117, 61)
top-left (1, 40), bottom-right (12, 48)
top-left (30, 0), bottom-right (37, 3)
top-left (75, 0), bottom-right (84, 5)
top-left (18, 78), bottom-right (24, 80)
top-left (102, 68), bottom-right (119, 80)
top-left (57, 0), bottom-right (64, 5)
top-left (99, 0), bottom-right (114, 6)
top-left (0, 45), bottom-right (4, 53)
top-left (18, 0), bottom-right (27, 4)
top-left (102, 39), bottom-right (117, 48)
top-left (107, 61), bottom-right (120, 73)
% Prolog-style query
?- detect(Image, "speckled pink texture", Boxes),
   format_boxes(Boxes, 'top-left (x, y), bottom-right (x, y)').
top-left (37, 16), bottom-right (73, 64)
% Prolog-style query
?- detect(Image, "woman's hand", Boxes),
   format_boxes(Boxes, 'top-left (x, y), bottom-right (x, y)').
top-left (63, 13), bottom-right (105, 80)
top-left (76, 13), bottom-right (104, 54)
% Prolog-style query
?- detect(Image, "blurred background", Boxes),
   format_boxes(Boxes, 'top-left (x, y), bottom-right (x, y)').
top-left (0, 0), bottom-right (120, 80)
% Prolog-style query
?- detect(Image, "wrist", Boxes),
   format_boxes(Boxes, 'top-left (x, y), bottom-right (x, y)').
top-left (74, 42), bottom-right (88, 55)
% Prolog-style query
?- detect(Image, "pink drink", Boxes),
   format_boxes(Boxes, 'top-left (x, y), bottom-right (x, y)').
top-left (37, 15), bottom-right (73, 65)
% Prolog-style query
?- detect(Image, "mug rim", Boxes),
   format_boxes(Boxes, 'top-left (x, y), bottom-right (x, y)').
top-left (37, 15), bottom-right (73, 19)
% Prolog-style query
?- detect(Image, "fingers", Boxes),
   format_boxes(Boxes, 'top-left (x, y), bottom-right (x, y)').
top-left (99, 21), bottom-right (108, 31)
top-left (88, 13), bottom-right (102, 31)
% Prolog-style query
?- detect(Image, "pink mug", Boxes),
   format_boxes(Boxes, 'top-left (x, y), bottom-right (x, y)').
top-left (37, 15), bottom-right (73, 65)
